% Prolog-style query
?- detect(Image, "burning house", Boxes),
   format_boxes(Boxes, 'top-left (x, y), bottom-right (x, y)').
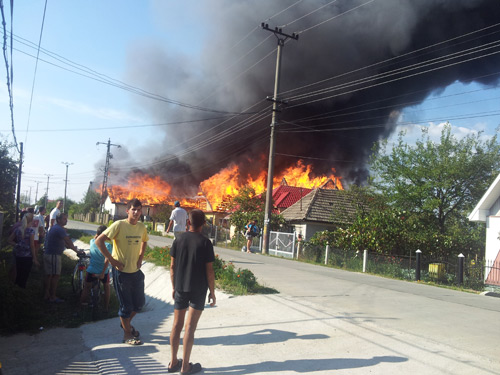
top-left (92, 2), bottom-right (500, 238)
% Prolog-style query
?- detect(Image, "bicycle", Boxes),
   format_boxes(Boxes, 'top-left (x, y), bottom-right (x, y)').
top-left (89, 275), bottom-right (104, 310)
top-left (72, 251), bottom-right (90, 295)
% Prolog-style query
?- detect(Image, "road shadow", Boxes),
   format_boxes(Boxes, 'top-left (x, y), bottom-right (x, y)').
top-left (197, 328), bottom-right (328, 346)
top-left (205, 356), bottom-right (408, 374)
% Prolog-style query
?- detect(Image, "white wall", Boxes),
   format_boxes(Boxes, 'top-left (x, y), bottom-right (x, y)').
top-left (485, 216), bottom-right (500, 280)
top-left (103, 197), bottom-right (115, 216)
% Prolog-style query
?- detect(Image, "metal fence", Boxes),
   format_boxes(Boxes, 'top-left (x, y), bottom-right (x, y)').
top-left (268, 231), bottom-right (296, 258)
top-left (298, 242), bottom-right (486, 291)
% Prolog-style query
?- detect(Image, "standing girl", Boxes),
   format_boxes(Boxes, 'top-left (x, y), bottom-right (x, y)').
top-left (8, 212), bottom-right (39, 288)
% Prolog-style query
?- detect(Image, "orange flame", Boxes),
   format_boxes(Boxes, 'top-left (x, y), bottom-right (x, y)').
top-left (200, 160), bottom-right (343, 211)
top-left (107, 174), bottom-right (202, 208)
top-left (107, 160), bottom-right (343, 212)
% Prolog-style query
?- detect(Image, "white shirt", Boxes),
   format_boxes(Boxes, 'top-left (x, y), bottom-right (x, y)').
top-left (49, 207), bottom-right (60, 227)
top-left (169, 207), bottom-right (188, 232)
top-left (32, 213), bottom-right (45, 241)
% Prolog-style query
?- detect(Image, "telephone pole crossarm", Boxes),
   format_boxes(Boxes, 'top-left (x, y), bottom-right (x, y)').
top-left (261, 23), bottom-right (299, 41)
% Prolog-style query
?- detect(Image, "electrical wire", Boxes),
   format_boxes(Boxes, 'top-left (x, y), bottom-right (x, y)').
top-left (4, 32), bottom-right (257, 116)
top-left (0, 0), bottom-right (17, 152)
top-left (287, 39), bottom-right (500, 103)
top-left (280, 0), bottom-right (339, 28)
top-left (24, 0), bottom-right (47, 145)
top-left (296, 0), bottom-right (375, 35)
top-left (281, 22), bottom-right (500, 98)
top-left (287, 43), bottom-right (500, 108)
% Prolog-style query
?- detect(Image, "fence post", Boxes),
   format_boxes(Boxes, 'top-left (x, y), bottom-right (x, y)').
top-left (214, 226), bottom-right (218, 246)
top-left (416, 249), bottom-right (422, 281)
top-left (458, 253), bottom-right (465, 285)
top-left (325, 243), bottom-right (330, 265)
top-left (363, 249), bottom-right (368, 273)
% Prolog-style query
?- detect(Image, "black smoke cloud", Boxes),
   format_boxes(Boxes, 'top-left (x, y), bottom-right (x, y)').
top-left (105, 0), bottom-right (500, 195)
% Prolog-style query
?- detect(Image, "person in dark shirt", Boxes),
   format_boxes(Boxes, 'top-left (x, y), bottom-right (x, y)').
top-left (168, 209), bottom-right (216, 375)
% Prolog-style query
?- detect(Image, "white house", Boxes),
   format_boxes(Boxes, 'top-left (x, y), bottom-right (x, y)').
top-left (468, 173), bottom-right (500, 287)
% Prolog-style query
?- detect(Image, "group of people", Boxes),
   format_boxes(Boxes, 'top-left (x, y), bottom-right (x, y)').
top-left (93, 198), bottom-right (214, 375)
top-left (8, 201), bottom-right (82, 303)
top-left (8, 198), bottom-right (214, 374)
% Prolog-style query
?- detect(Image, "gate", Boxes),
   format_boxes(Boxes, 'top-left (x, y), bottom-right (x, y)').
top-left (485, 259), bottom-right (500, 286)
top-left (269, 231), bottom-right (296, 258)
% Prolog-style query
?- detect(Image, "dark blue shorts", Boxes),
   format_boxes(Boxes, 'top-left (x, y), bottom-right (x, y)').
top-left (112, 268), bottom-right (145, 318)
top-left (86, 272), bottom-right (109, 284)
top-left (174, 289), bottom-right (208, 311)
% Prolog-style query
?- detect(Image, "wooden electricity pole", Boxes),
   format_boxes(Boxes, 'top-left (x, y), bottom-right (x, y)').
top-left (96, 138), bottom-right (121, 221)
top-left (261, 23), bottom-right (298, 255)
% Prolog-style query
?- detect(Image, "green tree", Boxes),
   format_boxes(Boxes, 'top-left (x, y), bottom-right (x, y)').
top-left (151, 204), bottom-right (173, 224)
top-left (228, 185), bottom-right (284, 233)
top-left (0, 140), bottom-right (18, 231)
top-left (369, 124), bottom-right (500, 234)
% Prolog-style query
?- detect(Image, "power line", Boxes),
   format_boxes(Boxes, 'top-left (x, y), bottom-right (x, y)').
top-left (280, 22), bottom-right (500, 99)
top-left (0, 0), bottom-right (17, 152)
top-left (5, 31), bottom-right (256, 116)
top-left (24, 0), bottom-right (48, 145)
top-left (1, 114), bottom-right (239, 133)
top-left (296, 0), bottom-right (376, 35)
top-left (287, 43), bottom-right (500, 109)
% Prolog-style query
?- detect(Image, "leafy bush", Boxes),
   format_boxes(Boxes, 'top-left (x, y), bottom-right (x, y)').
top-left (145, 248), bottom-right (269, 295)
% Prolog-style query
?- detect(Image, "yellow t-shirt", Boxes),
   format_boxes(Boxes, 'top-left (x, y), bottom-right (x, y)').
top-left (104, 219), bottom-right (149, 273)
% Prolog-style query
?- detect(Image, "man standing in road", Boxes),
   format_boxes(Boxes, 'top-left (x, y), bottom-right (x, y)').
top-left (43, 212), bottom-right (82, 302)
top-left (49, 201), bottom-right (62, 228)
top-left (168, 209), bottom-right (216, 374)
top-left (96, 198), bottom-right (149, 346)
top-left (167, 200), bottom-right (188, 239)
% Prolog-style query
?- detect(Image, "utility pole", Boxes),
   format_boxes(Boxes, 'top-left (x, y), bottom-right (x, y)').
top-left (44, 174), bottom-right (53, 208)
top-left (15, 142), bottom-right (23, 221)
top-left (62, 162), bottom-right (73, 213)
top-left (34, 181), bottom-right (41, 204)
top-left (96, 139), bottom-right (121, 220)
top-left (261, 23), bottom-right (298, 255)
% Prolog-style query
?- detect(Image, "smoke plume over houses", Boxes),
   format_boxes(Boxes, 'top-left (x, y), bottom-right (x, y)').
top-left (102, 0), bottom-right (500, 197)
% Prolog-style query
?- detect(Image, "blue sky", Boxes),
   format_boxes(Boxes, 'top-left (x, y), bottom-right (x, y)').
top-left (1, 1), bottom-right (499, 204)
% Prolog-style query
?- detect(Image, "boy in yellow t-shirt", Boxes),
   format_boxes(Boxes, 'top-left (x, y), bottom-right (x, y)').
top-left (96, 198), bottom-right (149, 345)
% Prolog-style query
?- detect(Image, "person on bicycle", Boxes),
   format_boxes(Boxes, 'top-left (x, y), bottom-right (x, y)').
top-left (80, 225), bottom-right (113, 311)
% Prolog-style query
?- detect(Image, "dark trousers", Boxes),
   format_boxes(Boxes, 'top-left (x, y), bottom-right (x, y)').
top-left (15, 257), bottom-right (33, 288)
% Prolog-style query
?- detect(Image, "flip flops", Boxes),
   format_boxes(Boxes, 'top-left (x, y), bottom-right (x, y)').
top-left (123, 337), bottom-right (143, 346)
top-left (120, 323), bottom-right (140, 338)
top-left (168, 359), bottom-right (183, 373)
top-left (181, 362), bottom-right (202, 375)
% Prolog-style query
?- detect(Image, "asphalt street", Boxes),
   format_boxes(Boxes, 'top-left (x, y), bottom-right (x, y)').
top-left (1, 220), bottom-right (499, 375)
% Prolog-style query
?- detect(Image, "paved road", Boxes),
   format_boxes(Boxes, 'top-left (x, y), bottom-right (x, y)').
top-left (5, 220), bottom-right (494, 375)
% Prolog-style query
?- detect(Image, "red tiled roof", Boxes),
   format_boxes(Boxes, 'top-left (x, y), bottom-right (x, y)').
top-left (271, 185), bottom-right (313, 209)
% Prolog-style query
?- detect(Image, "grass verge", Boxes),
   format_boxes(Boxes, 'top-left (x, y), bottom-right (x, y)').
top-left (144, 245), bottom-right (277, 295)
top-left (0, 242), bottom-right (119, 336)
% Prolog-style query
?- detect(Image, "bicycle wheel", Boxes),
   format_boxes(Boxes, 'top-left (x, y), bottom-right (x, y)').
top-left (78, 270), bottom-right (85, 295)
top-left (72, 265), bottom-right (79, 294)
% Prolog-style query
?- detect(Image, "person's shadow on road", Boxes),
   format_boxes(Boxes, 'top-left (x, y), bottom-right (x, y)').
top-left (196, 328), bottom-right (328, 346)
top-left (205, 356), bottom-right (408, 374)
